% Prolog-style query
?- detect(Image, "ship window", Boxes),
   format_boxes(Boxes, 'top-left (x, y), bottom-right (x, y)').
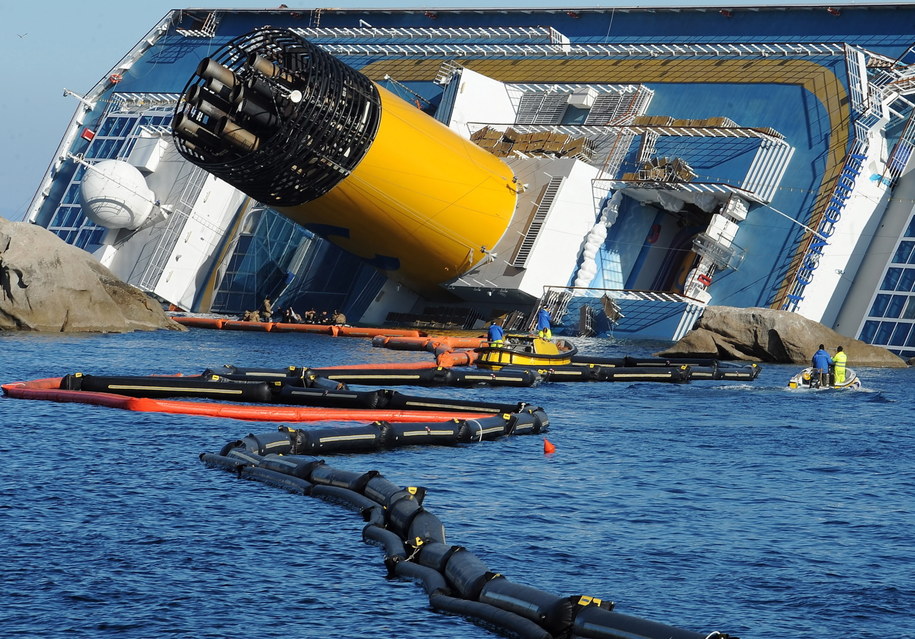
top-left (908, 326), bottom-right (915, 347)
top-left (51, 206), bottom-right (77, 228)
top-left (903, 297), bottom-right (915, 320)
top-left (112, 117), bottom-right (134, 137)
top-left (893, 240), bottom-right (915, 263)
top-left (48, 209), bottom-right (63, 227)
top-left (81, 227), bottom-right (106, 252)
top-left (562, 105), bottom-right (589, 125)
top-left (897, 268), bottom-right (915, 291)
top-left (859, 320), bottom-right (879, 343)
top-left (887, 295), bottom-right (907, 318)
top-left (86, 138), bottom-right (117, 159)
top-left (98, 117), bottom-right (118, 137)
top-left (889, 322), bottom-right (911, 346)
top-left (62, 184), bottom-right (81, 205)
top-left (874, 321), bottom-right (895, 344)
top-left (906, 215), bottom-right (915, 238)
top-left (869, 294), bottom-right (890, 317)
top-left (74, 228), bottom-right (90, 249)
top-left (64, 207), bottom-right (82, 227)
top-left (881, 267), bottom-right (902, 290)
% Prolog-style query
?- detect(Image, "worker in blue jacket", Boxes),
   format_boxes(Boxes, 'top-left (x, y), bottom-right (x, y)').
top-left (487, 320), bottom-right (504, 346)
top-left (811, 344), bottom-right (832, 387)
top-left (536, 306), bottom-right (552, 339)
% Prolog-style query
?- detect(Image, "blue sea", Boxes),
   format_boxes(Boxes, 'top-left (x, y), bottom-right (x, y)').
top-left (1, 328), bottom-right (912, 638)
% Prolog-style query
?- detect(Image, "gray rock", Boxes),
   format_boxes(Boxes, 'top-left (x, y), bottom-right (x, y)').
top-left (0, 217), bottom-right (185, 333)
top-left (656, 306), bottom-right (905, 367)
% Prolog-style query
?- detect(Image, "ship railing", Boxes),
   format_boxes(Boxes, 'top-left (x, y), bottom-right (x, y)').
top-left (176, 11), bottom-right (219, 38)
top-left (692, 233), bottom-right (746, 271)
top-left (306, 34), bottom-right (848, 60)
top-left (295, 25), bottom-right (557, 44)
top-left (544, 286), bottom-right (707, 305)
top-left (540, 286), bottom-right (708, 339)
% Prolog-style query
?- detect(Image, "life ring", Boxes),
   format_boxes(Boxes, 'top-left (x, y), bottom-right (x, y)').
top-left (697, 273), bottom-right (713, 286)
top-left (109, 73), bottom-right (123, 84)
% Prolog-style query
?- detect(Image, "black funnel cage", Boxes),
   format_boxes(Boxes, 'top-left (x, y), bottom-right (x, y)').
top-left (172, 27), bottom-right (381, 206)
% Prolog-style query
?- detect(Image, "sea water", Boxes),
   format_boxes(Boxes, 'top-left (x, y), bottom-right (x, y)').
top-left (0, 328), bottom-right (912, 638)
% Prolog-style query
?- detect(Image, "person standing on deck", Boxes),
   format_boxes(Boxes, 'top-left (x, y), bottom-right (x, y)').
top-left (832, 346), bottom-right (847, 385)
top-left (487, 320), bottom-right (505, 347)
top-left (536, 306), bottom-right (552, 340)
top-left (811, 344), bottom-right (832, 387)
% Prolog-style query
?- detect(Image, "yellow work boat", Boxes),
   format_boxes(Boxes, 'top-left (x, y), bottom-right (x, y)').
top-left (475, 334), bottom-right (578, 370)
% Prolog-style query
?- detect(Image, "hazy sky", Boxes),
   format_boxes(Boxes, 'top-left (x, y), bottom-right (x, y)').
top-left (0, 0), bottom-right (902, 221)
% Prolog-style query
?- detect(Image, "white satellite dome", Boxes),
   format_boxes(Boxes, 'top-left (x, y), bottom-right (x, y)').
top-left (79, 159), bottom-right (155, 230)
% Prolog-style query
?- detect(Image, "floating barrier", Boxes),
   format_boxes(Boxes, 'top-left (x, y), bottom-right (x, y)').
top-left (523, 365), bottom-right (693, 384)
top-left (317, 361), bottom-right (440, 371)
top-left (171, 316), bottom-right (225, 329)
top-left (569, 355), bottom-right (719, 367)
top-left (52, 371), bottom-right (543, 417)
top-left (436, 349), bottom-right (479, 367)
top-left (212, 362), bottom-right (754, 387)
top-left (200, 442), bottom-right (734, 639)
top-left (371, 335), bottom-right (487, 354)
top-left (311, 366), bottom-right (542, 388)
top-left (687, 364), bottom-right (761, 381)
top-left (568, 356), bottom-right (761, 382)
top-left (2, 376), bottom-right (540, 423)
top-left (171, 315), bottom-right (424, 337)
top-left (205, 364), bottom-right (541, 389)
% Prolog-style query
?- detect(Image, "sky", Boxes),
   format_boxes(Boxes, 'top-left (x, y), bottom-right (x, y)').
top-left (0, 0), bottom-right (903, 221)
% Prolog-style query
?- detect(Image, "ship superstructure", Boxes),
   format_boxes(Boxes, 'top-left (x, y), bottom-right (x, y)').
top-left (22, 6), bottom-right (915, 357)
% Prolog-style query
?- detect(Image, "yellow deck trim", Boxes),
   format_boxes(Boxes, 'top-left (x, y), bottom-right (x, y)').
top-left (362, 57), bottom-right (850, 306)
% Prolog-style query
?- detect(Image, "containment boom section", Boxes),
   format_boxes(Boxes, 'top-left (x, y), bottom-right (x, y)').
top-left (172, 27), bottom-right (518, 292)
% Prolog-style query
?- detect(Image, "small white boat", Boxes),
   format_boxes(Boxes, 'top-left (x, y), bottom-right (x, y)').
top-left (787, 367), bottom-right (861, 390)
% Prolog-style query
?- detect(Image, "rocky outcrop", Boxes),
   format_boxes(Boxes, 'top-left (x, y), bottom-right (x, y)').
top-left (656, 306), bottom-right (906, 367)
top-left (0, 217), bottom-right (185, 333)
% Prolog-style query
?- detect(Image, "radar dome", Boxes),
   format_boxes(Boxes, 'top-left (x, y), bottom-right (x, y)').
top-left (79, 159), bottom-right (155, 230)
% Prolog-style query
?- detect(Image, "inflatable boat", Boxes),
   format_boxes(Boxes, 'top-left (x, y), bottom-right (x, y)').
top-left (475, 335), bottom-right (577, 370)
top-left (787, 367), bottom-right (861, 390)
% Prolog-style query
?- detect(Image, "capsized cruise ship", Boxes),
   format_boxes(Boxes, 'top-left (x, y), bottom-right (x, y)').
top-left (23, 5), bottom-right (915, 356)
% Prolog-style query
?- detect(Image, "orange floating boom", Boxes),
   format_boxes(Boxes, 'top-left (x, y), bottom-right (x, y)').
top-left (2, 378), bottom-right (490, 423)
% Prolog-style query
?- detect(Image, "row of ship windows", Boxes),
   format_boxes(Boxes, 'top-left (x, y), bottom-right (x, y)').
top-left (852, 215), bottom-right (915, 348)
top-left (97, 113), bottom-right (171, 138)
top-left (868, 293), bottom-right (915, 320)
top-left (51, 205), bottom-right (85, 228)
top-left (50, 226), bottom-right (106, 250)
top-left (880, 267), bottom-right (915, 292)
top-left (859, 319), bottom-right (915, 348)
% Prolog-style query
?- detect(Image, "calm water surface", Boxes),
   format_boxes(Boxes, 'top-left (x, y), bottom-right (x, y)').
top-left (1, 329), bottom-right (912, 638)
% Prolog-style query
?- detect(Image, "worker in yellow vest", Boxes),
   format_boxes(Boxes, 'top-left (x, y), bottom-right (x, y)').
top-left (832, 346), bottom-right (847, 385)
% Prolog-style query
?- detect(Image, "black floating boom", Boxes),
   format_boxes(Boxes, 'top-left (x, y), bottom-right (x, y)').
top-left (200, 446), bottom-right (738, 639)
